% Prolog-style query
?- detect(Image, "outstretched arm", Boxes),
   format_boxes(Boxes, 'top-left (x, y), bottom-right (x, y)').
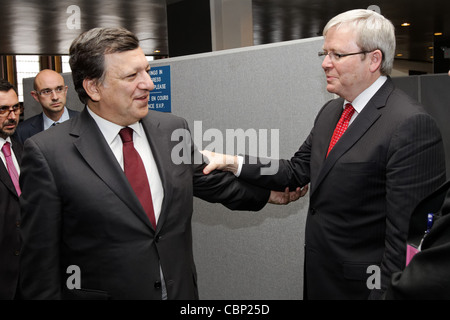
top-left (201, 150), bottom-right (309, 205)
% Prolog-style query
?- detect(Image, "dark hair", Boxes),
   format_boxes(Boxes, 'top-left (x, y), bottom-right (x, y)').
top-left (69, 27), bottom-right (140, 104)
top-left (0, 79), bottom-right (18, 96)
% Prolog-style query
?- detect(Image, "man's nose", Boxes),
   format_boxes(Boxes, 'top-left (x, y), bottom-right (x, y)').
top-left (142, 71), bottom-right (155, 91)
top-left (8, 109), bottom-right (17, 120)
top-left (321, 54), bottom-right (333, 69)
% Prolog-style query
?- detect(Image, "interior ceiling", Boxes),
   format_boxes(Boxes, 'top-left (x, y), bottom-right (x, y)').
top-left (1, 0), bottom-right (449, 63)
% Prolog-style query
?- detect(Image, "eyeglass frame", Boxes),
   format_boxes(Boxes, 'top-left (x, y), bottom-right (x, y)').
top-left (0, 103), bottom-right (21, 116)
top-left (318, 50), bottom-right (373, 61)
top-left (34, 85), bottom-right (68, 96)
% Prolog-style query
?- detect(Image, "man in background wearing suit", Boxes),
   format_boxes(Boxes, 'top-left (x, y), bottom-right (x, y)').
top-left (202, 9), bottom-right (446, 299)
top-left (14, 69), bottom-right (79, 144)
top-left (384, 180), bottom-right (450, 299)
top-left (18, 27), bottom-right (296, 300)
top-left (0, 79), bottom-right (22, 300)
top-left (384, 71), bottom-right (450, 299)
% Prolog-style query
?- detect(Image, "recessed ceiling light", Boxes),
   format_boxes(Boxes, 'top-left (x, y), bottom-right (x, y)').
top-left (401, 22), bottom-right (411, 27)
top-left (434, 32), bottom-right (443, 36)
top-left (397, 53), bottom-right (403, 57)
top-left (154, 50), bottom-right (161, 53)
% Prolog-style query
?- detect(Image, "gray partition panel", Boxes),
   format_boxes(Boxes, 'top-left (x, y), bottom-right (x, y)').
top-left (150, 37), bottom-right (333, 299)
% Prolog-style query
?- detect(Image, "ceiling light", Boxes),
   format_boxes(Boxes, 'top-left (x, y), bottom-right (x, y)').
top-left (396, 53), bottom-right (403, 57)
top-left (401, 22), bottom-right (410, 27)
top-left (434, 32), bottom-right (443, 36)
top-left (154, 50), bottom-right (161, 53)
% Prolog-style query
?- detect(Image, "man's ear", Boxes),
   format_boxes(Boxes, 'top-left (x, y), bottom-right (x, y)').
top-left (83, 78), bottom-right (101, 102)
top-left (369, 49), bottom-right (383, 73)
top-left (30, 90), bottom-right (40, 103)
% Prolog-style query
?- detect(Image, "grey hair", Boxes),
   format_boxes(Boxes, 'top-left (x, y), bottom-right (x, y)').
top-left (323, 9), bottom-right (396, 75)
top-left (69, 27), bottom-right (140, 104)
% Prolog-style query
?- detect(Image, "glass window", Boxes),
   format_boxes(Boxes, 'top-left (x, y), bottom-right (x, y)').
top-left (61, 55), bottom-right (71, 73)
top-left (15, 55), bottom-right (40, 102)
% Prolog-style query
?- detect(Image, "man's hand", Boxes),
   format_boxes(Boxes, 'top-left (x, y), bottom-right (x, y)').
top-left (268, 185), bottom-right (309, 205)
top-left (201, 150), bottom-right (239, 174)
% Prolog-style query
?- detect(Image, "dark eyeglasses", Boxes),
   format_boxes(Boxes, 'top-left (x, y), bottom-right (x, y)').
top-left (35, 86), bottom-right (67, 96)
top-left (0, 104), bottom-right (21, 115)
top-left (318, 51), bottom-right (371, 61)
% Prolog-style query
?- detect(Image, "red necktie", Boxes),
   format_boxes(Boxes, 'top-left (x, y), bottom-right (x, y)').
top-left (119, 127), bottom-right (157, 229)
top-left (1, 142), bottom-right (21, 196)
top-left (326, 103), bottom-right (355, 157)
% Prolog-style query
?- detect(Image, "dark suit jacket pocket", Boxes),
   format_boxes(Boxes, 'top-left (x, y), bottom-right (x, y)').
top-left (63, 288), bottom-right (111, 300)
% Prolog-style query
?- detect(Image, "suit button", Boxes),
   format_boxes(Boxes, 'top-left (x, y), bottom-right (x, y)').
top-left (154, 281), bottom-right (161, 289)
top-left (310, 208), bottom-right (316, 215)
top-left (14, 250), bottom-right (20, 256)
top-left (16, 220), bottom-right (20, 228)
top-left (155, 235), bottom-right (162, 243)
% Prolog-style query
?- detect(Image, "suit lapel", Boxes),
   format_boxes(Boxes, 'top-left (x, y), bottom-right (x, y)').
top-left (311, 78), bottom-right (394, 196)
top-left (71, 109), bottom-right (154, 231)
top-left (33, 113), bottom-right (45, 132)
top-left (0, 137), bottom-right (22, 198)
top-left (140, 114), bottom-right (172, 232)
top-left (0, 161), bottom-right (16, 196)
top-left (11, 137), bottom-right (23, 164)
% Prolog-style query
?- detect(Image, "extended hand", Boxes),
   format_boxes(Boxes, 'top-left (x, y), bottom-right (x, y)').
top-left (268, 185), bottom-right (309, 205)
top-left (201, 150), bottom-right (239, 175)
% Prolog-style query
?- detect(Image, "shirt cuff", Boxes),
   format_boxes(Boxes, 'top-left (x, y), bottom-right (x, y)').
top-left (235, 155), bottom-right (244, 177)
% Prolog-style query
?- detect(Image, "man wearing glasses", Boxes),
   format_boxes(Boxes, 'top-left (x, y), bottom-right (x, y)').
top-left (15, 69), bottom-right (79, 144)
top-left (203, 9), bottom-right (446, 299)
top-left (0, 79), bottom-right (22, 300)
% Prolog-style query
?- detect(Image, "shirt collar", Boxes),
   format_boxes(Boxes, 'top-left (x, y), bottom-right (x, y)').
top-left (43, 106), bottom-right (70, 130)
top-left (344, 76), bottom-right (387, 113)
top-left (86, 106), bottom-right (143, 145)
top-left (0, 136), bottom-right (12, 149)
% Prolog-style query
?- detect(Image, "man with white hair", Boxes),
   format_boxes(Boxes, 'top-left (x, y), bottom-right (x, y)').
top-left (203, 9), bottom-right (446, 299)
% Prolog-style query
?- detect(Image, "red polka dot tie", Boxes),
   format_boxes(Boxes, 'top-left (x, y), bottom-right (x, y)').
top-left (326, 103), bottom-right (355, 157)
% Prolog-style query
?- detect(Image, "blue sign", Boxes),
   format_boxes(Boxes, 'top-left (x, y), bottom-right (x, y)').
top-left (148, 65), bottom-right (171, 112)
